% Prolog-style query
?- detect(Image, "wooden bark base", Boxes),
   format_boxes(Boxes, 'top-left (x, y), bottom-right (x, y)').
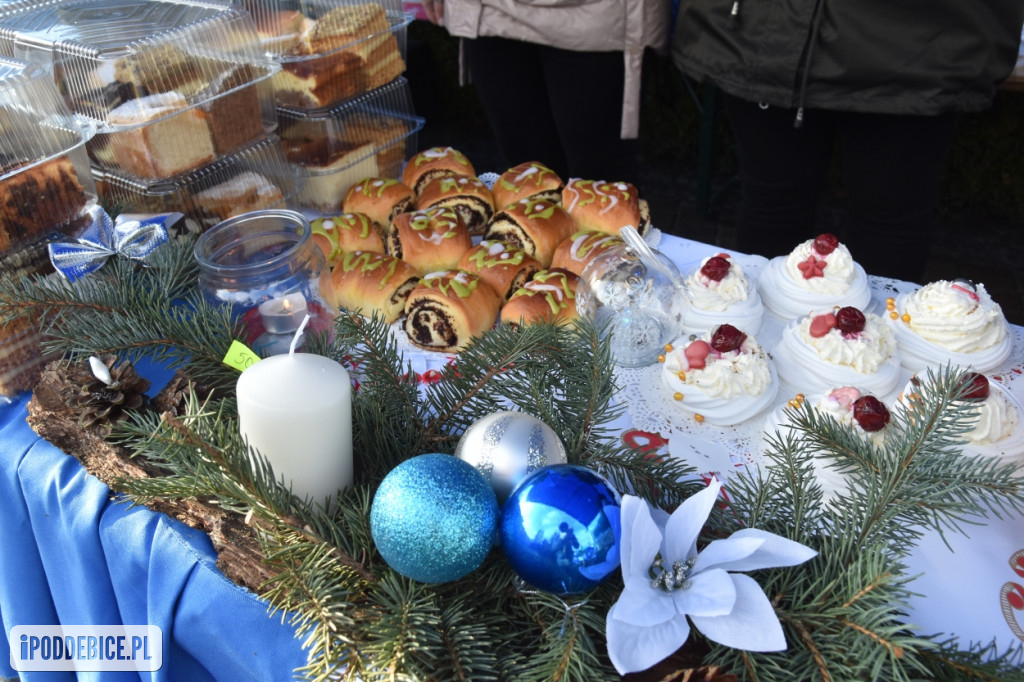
top-left (25, 367), bottom-right (276, 595)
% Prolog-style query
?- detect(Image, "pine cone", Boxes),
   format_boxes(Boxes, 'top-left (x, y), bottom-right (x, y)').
top-left (60, 355), bottom-right (150, 435)
top-left (152, 371), bottom-right (212, 417)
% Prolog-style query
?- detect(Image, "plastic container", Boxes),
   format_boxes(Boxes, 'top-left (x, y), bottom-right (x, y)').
top-left (94, 135), bottom-right (301, 239)
top-left (240, 0), bottom-right (411, 109)
top-left (0, 0), bottom-right (280, 179)
top-left (194, 209), bottom-right (335, 355)
top-left (0, 55), bottom-right (96, 252)
top-left (279, 76), bottom-right (422, 213)
top-left (0, 55), bottom-right (97, 396)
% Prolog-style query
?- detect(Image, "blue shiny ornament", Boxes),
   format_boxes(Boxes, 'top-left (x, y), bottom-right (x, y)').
top-left (371, 453), bottom-right (499, 583)
top-left (500, 464), bottom-right (622, 595)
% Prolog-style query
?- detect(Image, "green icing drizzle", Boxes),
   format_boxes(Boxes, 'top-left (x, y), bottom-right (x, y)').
top-left (422, 272), bottom-right (479, 298)
top-left (467, 241), bottom-right (526, 268)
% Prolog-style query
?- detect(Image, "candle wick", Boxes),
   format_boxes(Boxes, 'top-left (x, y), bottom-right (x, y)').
top-left (289, 314), bottom-right (311, 356)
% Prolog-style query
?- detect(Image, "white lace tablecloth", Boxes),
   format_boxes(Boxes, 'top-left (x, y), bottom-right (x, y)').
top-left (614, 235), bottom-right (1024, 655)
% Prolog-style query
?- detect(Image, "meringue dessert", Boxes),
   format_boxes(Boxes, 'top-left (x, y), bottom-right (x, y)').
top-left (773, 306), bottom-right (902, 397)
top-left (681, 253), bottom-right (765, 335)
top-left (902, 372), bottom-right (1024, 462)
top-left (661, 323), bottom-right (778, 426)
top-left (886, 278), bottom-right (1012, 373)
top-left (758, 233), bottom-right (871, 320)
top-left (765, 386), bottom-right (893, 504)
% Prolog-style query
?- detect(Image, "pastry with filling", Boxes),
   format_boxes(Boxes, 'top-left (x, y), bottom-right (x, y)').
top-left (401, 147), bottom-right (475, 194)
top-left (302, 3), bottom-right (391, 54)
top-left (403, 270), bottom-right (501, 353)
top-left (491, 161), bottom-right (564, 210)
top-left (0, 155), bottom-right (87, 251)
top-left (549, 229), bottom-right (624, 277)
top-left (484, 197), bottom-right (575, 268)
top-left (340, 118), bottom-right (415, 174)
top-left (311, 212), bottom-right (385, 266)
top-left (561, 179), bottom-right (650, 237)
top-left (331, 250), bottom-right (419, 323)
top-left (385, 206), bottom-right (471, 274)
top-left (457, 240), bottom-right (541, 300)
top-left (415, 173), bottom-right (495, 235)
top-left (106, 91), bottom-right (216, 179)
top-left (193, 171), bottom-right (284, 222)
top-left (501, 269), bottom-right (580, 328)
top-left (342, 177), bottom-right (415, 228)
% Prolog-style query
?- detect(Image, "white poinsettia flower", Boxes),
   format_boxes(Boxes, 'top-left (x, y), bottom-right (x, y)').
top-left (606, 478), bottom-right (817, 675)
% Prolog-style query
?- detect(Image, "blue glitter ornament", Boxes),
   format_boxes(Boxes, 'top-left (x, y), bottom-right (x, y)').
top-left (371, 453), bottom-right (499, 583)
top-left (499, 464), bottom-right (622, 595)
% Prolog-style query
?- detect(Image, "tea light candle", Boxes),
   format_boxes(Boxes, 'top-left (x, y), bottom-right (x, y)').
top-left (236, 318), bottom-right (352, 504)
top-left (258, 292), bottom-right (308, 334)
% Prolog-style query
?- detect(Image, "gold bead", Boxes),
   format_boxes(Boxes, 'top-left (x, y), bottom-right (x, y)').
top-left (677, 370), bottom-right (686, 381)
top-left (886, 297), bottom-right (895, 305)
top-left (795, 393), bottom-right (805, 402)
top-left (694, 414), bottom-right (705, 423)
top-left (673, 392), bottom-right (683, 401)
top-left (889, 311), bottom-right (899, 319)
top-left (902, 313), bottom-right (911, 323)
top-left (787, 399), bottom-right (799, 408)
top-left (664, 343), bottom-right (674, 352)
top-left (658, 354), bottom-right (666, 363)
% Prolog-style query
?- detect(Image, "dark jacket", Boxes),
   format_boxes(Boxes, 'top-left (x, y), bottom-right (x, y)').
top-left (672, 0), bottom-right (1024, 116)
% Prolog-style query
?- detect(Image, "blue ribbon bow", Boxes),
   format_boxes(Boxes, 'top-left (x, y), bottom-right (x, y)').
top-left (48, 205), bottom-right (173, 281)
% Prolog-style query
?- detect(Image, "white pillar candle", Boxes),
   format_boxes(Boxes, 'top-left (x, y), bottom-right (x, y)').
top-left (236, 350), bottom-right (352, 505)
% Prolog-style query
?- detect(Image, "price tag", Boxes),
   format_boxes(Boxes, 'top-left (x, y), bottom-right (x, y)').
top-left (223, 340), bottom-right (260, 371)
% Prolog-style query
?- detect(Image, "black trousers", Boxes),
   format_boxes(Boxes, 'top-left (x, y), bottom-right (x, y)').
top-left (462, 37), bottom-right (637, 182)
top-left (723, 94), bottom-right (959, 283)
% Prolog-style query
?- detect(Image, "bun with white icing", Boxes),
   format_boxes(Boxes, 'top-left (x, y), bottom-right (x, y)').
top-left (403, 270), bottom-right (501, 353)
top-left (500, 269), bottom-right (580, 328)
top-left (330, 250), bottom-right (419, 323)
top-left (549, 229), bottom-right (624, 277)
top-left (385, 206), bottom-right (471, 274)
top-left (416, 173), bottom-right (496, 235)
top-left (758, 233), bottom-right (871, 320)
top-left (457, 240), bottom-right (541, 300)
top-left (561, 179), bottom-right (650, 237)
top-left (491, 161), bottom-right (564, 209)
top-left (401, 147), bottom-right (475, 194)
top-left (311, 212), bottom-right (384, 266)
top-left (484, 197), bottom-right (575, 268)
top-left (342, 177), bottom-right (415, 228)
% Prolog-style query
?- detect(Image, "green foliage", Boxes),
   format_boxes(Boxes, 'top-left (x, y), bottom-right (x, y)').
top-left (6, 237), bottom-right (1024, 680)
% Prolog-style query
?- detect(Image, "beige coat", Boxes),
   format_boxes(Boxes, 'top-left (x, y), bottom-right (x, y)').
top-left (443, 0), bottom-right (671, 138)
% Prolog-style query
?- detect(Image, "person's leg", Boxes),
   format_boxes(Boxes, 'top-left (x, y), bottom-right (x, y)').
top-left (835, 111), bottom-right (958, 283)
top-left (462, 37), bottom-right (569, 177)
top-left (722, 94), bottom-right (835, 258)
top-left (537, 45), bottom-right (637, 181)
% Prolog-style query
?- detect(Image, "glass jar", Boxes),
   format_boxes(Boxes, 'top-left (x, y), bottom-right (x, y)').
top-left (194, 209), bottom-right (334, 355)
top-left (575, 243), bottom-right (689, 367)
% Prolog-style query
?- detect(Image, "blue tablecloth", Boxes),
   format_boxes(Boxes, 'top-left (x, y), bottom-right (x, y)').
top-left (0, 392), bottom-right (306, 680)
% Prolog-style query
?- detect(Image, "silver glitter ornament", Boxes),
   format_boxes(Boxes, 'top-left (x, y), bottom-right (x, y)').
top-left (454, 411), bottom-right (568, 504)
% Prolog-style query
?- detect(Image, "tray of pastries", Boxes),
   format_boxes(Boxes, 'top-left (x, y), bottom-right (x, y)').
top-left (242, 0), bottom-right (411, 110)
top-left (281, 76), bottom-right (423, 213)
top-left (0, 0), bottom-right (279, 180)
top-left (94, 135), bottom-right (298, 240)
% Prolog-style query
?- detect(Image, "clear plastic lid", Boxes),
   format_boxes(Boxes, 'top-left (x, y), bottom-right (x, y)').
top-left (278, 76), bottom-right (422, 212)
top-left (0, 0), bottom-right (277, 129)
top-left (94, 134), bottom-right (301, 238)
top-left (253, 0), bottom-right (412, 110)
top-left (0, 55), bottom-right (97, 248)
